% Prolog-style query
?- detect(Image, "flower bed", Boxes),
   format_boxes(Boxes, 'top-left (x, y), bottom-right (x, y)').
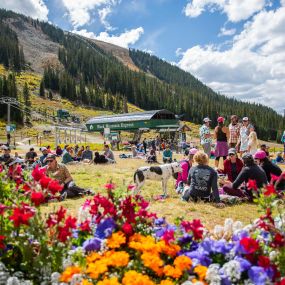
top-left (0, 167), bottom-right (284, 284)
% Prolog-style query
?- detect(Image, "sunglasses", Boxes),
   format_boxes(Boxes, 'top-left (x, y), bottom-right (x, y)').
top-left (229, 153), bottom-right (236, 156)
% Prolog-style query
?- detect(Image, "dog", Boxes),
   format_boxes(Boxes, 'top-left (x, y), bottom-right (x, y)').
top-left (133, 162), bottom-right (182, 196)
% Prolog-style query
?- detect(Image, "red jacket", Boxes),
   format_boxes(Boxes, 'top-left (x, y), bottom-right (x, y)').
top-left (223, 158), bottom-right (243, 182)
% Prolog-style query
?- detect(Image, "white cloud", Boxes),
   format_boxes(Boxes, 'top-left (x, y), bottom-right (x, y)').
top-left (73, 27), bottom-right (144, 48)
top-left (218, 27), bottom-right (236, 36)
top-left (184, 0), bottom-right (268, 22)
top-left (178, 6), bottom-right (285, 112)
top-left (98, 6), bottom-right (114, 30)
top-left (0, 0), bottom-right (49, 21)
top-left (61, 0), bottom-right (119, 28)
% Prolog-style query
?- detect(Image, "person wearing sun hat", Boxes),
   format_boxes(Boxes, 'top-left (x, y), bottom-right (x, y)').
top-left (199, 117), bottom-right (212, 157)
top-left (214, 116), bottom-right (229, 168)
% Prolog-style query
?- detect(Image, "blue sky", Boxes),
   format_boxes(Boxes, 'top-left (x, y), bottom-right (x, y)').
top-left (1, 0), bottom-right (285, 113)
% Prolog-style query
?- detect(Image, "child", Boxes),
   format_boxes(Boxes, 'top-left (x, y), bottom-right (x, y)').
top-left (276, 152), bottom-right (284, 163)
top-left (248, 131), bottom-right (258, 155)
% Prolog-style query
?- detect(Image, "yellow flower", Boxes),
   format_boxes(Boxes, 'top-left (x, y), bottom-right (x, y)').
top-left (159, 280), bottom-right (175, 285)
top-left (82, 279), bottom-right (93, 285)
top-left (194, 265), bottom-right (208, 281)
top-left (60, 266), bottom-right (81, 282)
top-left (141, 252), bottom-right (164, 276)
top-left (86, 260), bottom-right (108, 279)
top-left (122, 270), bottom-right (156, 285)
top-left (97, 277), bottom-right (121, 285)
top-left (163, 265), bottom-right (182, 279)
top-left (174, 255), bottom-right (192, 271)
top-left (107, 231), bottom-right (126, 249)
top-left (107, 251), bottom-right (130, 267)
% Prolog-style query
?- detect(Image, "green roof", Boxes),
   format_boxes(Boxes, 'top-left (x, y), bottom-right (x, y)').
top-left (86, 109), bottom-right (176, 125)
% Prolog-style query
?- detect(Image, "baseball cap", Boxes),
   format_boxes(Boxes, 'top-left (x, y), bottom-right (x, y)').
top-left (217, 116), bottom-right (225, 123)
top-left (41, 147), bottom-right (47, 152)
top-left (242, 117), bottom-right (249, 121)
top-left (8, 157), bottom-right (24, 166)
top-left (44, 153), bottom-right (57, 162)
top-left (189, 148), bottom-right (198, 155)
top-left (228, 148), bottom-right (237, 155)
top-left (1, 145), bottom-right (9, 150)
top-left (203, 117), bottom-right (211, 123)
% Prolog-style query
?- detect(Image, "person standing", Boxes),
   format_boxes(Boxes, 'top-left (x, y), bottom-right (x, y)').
top-left (228, 115), bottom-right (240, 149)
top-left (199, 118), bottom-right (212, 158)
top-left (143, 138), bottom-right (147, 154)
top-left (248, 131), bottom-right (258, 155)
top-left (214, 117), bottom-right (229, 168)
top-left (238, 117), bottom-right (254, 156)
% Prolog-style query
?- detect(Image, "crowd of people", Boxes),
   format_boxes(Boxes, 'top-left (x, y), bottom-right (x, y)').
top-left (1, 113), bottom-right (285, 206)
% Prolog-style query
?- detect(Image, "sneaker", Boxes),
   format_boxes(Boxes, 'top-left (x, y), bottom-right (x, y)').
top-left (60, 192), bottom-right (67, 201)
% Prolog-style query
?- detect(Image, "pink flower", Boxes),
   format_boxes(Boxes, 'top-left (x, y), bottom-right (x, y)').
top-left (104, 183), bottom-right (115, 190)
top-left (122, 222), bottom-right (133, 236)
top-left (162, 230), bottom-right (175, 244)
top-left (127, 184), bottom-right (136, 191)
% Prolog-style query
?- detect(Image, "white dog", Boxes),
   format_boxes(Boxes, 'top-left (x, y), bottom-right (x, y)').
top-left (133, 162), bottom-right (182, 196)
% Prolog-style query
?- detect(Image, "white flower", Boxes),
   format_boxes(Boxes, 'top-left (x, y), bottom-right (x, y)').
top-left (269, 251), bottom-right (278, 261)
top-left (232, 221), bottom-right (243, 233)
top-left (213, 225), bottom-right (224, 239)
top-left (221, 260), bottom-right (241, 282)
top-left (206, 264), bottom-right (221, 285)
top-left (70, 274), bottom-right (82, 285)
top-left (51, 272), bottom-right (61, 283)
top-left (77, 205), bottom-right (91, 224)
top-left (6, 277), bottom-right (20, 285)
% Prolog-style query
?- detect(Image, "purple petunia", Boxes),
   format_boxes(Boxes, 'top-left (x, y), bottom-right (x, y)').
top-left (248, 266), bottom-right (269, 285)
top-left (95, 217), bottom-right (116, 239)
top-left (83, 237), bottom-right (102, 252)
top-left (184, 249), bottom-right (212, 266)
top-left (234, 257), bottom-right (251, 272)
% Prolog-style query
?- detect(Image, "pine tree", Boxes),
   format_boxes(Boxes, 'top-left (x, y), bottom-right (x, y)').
top-left (23, 82), bottom-right (31, 124)
top-left (39, 80), bottom-right (45, 97)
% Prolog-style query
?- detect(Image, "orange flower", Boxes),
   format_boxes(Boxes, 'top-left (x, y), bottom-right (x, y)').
top-left (174, 255), bottom-right (192, 271)
top-left (163, 265), bottom-right (182, 279)
top-left (129, 235), bottom-right (157, 252)
top-left (194, 265), bottom-right (208, 281)
top-left (82, 280), bottom-right (93, 285)
top-left (97, 277), bottom-right (121, 285)
top-left (122, 270), bottom-right (156, 285)
top-left (158, 240), bottom-right (181, 257)
top-left (86, 260), bottom-right (108, 279)
top-left (60, 266), bottom-right (81, 282)
top-left (86, 252), bottom-right (101, 263)
top-left (141, 251), bottom-right (164, 276)
top-left (107, 251), bottom-right (130, 267)
top-left (107, 231), bottom-right (126, 249)
top-left (159, 280), bottom-right (175, 285)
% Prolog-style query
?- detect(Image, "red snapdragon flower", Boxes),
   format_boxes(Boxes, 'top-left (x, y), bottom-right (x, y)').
top-left (104, 183), bottom-right (115, 190)
top-left (32, 165), bottom-right (46, 181)
top-left (65, 216), bottom-right (77, 228)
top-left (57, 226), bottom-right (70, 242)
top-left (0, 235), bottom-right (5, 249)
top-left (56, 206), bottom-right (67, 223)
top-left (240, 237), bottom-right (260, 254)
top-left (271, 233), bottom-right (285, 248)
top-left (39, 176), bottom-right (52, 189)
top-left (80, 220), bottom-right (91, 232)
top-left (181, 219), bottom-right (204, 240)
top-left (46, 215), bottom-right (57, 228)
top-left (247, 179), bottom-right (258, 191)
top-left (162, 230), bottom-right (175, 244)
top-left (264, 185), bottom-right (277, 196)
top-left (127, 184), bottom-right (136, 191)
top-left (122, 222), bottom-right (133, 236)
top-left (9, 205), bottom-right (35, 227)
top-left (22, 183), bottom-right (31, 193)
top-left (48, 180), bottom-right (63, 195)
top-left (31, 191), bottom-right (45, 206)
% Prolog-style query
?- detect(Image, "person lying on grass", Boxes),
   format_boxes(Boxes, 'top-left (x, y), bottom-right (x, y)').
top-left (181, 151), bottom-right (225, 208)
top-left (45, 154), bottom-right (93, 200)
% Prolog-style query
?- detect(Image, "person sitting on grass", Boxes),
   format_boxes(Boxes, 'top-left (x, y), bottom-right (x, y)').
top-left (93, 151), bottom-right (109, 164)
top-left (276, 152), bottom-right (284, 164)
top-left (81, 146), bottom-right (93, 163)
top-left (223, 153), bottom-right (267, 201)
top-left (147, 147), bottom-right (157, 163)
top-left (219, 148), bottom-right (243, 183)
top-left (45, 154), bottom-right (93, 199)
top-left (260, 144), bottom-right (270, 157)
top-left (62, 146), bottom-right (79, 165)
top-left (254, 150), bottom-right (282, 183)
top-left (39, 147), bottom-right (49, 166)
top-left (181, 151), bottom-right (225, 208)
top-left (25, 147), bottom-right (38, 166)
top-left (8, 157), bottom-right (24, 184)
top-left (163, 145), bottom-right (173, 163)
top-left (103, 145), bottom-right (115, 163)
